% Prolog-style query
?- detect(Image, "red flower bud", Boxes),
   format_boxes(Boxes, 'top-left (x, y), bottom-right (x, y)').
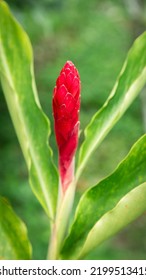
top-left (52, 61), bottom-right (81, 192)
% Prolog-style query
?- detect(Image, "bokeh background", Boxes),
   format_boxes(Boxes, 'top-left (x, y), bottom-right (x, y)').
top-left (0, 0), bottom-right (146, 259)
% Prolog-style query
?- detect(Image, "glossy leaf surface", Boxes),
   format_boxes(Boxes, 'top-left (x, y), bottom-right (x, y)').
top-left (79, 182), bottom-right (146, 259)
top-left (61, 135), bottom-right (146, 259)
top-left (77, 32), bottom-right (146, 180)
top-left (0, 1), bottom-right (58, 219)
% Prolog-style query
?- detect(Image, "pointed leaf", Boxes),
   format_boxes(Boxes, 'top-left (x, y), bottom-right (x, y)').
top-left (77, 32), bottom-right (146, 180)
top-left (0, 1), bottom-right (58, 219)
top-left (61, 135), bottom-right (146, 259)
top-left (0, 197), bottom-right (32, 260)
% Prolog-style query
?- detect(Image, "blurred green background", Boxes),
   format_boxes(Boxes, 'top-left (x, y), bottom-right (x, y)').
top-left (0, 0), bottom-right (146, 259)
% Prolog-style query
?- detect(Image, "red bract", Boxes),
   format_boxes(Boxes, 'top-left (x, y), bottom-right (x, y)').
top-left (52, 61), bottom-right (81, 192)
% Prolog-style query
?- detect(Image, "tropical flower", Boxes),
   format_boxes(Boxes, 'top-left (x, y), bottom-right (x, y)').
top-left (52, 61), bottom-right (81, 192)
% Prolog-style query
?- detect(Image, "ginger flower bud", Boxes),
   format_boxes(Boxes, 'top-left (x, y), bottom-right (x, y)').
top-left (52, 61), bottom-right (81, 192)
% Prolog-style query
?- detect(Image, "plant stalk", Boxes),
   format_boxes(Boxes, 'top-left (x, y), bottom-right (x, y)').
top-left (47, 158), bottom-right (76, 259)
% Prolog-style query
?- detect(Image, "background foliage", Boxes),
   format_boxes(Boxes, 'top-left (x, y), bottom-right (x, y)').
top-left (0, 0), bottom-right (146, 259)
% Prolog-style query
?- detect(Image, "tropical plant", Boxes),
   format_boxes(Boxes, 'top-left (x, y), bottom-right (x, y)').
top-left (0, 0), bottom-right (146, 259)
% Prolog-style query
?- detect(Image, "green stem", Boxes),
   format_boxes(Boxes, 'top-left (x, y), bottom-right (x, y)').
top-left (47, 158), bottom-right (76, 259)
top-left (47, 222), bottom-right (58, 260)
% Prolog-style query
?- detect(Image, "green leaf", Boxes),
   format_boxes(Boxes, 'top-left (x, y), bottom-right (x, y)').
top-left (0, 1), bottom-right (58, 219)
top-left (79, 182), bottom-right (146, 259)
top-left (0, 196), bottom-right (32, 260)
top-left (77, 32), bottom-right (146, 180)
top-left (61, 135), bottom-right (146, 259)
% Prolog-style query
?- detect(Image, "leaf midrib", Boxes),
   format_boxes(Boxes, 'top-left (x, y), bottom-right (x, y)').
top-left (0, 43), bottom-right (54, 220)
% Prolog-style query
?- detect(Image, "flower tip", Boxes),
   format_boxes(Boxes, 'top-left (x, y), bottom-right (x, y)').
top-left (66, 60), bottom-right (74, 64)
top-left (64, 60), bottom-right (75, 69)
